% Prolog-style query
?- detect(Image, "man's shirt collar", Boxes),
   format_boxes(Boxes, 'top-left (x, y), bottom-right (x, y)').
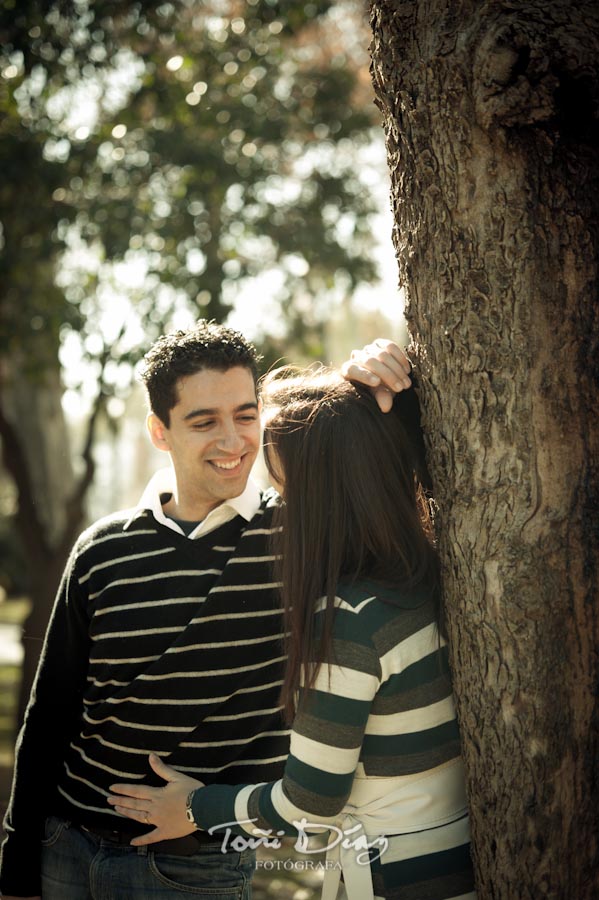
top-left (124, 467), bottom-right (261, 538)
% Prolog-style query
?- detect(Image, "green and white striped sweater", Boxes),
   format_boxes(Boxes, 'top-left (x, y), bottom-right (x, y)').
top-left (194, 579), bottom-right (476, 900)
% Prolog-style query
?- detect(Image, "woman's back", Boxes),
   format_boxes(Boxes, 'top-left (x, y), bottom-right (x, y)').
top-left (287, 578), bottom-right (473, 899)
top-left (260, 367), bottom-right (476, 898)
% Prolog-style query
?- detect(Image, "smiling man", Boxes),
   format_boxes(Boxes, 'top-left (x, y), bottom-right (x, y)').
top-left (0, 321), bottom-right (412, 900)
top-left (146, 365), bottom-right (262, 522)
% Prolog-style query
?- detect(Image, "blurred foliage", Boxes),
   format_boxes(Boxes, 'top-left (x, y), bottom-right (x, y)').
top-left (0, 0), bottom-right (380, 386)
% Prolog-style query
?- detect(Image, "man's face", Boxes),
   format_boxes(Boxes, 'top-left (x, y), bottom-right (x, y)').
top-left (148, 366), bottom-right (261, 518)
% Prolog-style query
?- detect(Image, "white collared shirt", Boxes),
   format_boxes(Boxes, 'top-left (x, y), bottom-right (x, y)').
top-left (130, 467), bottom-right (261, 539)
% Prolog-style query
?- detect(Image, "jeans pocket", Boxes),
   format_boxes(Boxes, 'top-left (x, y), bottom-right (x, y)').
top-left (148, 848), bottom-right (253, 897)
top-left (41, 815), bottom-right (70, 847)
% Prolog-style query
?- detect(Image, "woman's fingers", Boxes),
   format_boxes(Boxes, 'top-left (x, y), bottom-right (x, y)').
top-left (109, 798), bottom-right (150, 820)
top-left (109, 805), bottom-right (164, 845)
top-left (371, 385), bottom-right (395, 413)
top-left (107, 794), bottom-right (149, 814)
top-left (148, 752), bottom-right (179, 781)
top-left (342, 340), bottom-right (412, 395)
top-left (367, 338), bottom-right (412, 375)
top-left (357, 340), bottom-right (412, 388)
top-left (109, 753), bottom-right (179, 803)
top-left (129, 827), bottom-right (164, 847)
top-left (109, 781), bottom-right (156, 799)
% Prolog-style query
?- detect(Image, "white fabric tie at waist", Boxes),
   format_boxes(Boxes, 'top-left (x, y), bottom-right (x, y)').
top-left (320, 759), bottom-right (468, 900)
top-left (321, 809), bottom-right (381, 900)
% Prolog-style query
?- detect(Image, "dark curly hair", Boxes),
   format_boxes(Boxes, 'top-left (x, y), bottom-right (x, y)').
top-left (139, 320), bottom-right (262, 425)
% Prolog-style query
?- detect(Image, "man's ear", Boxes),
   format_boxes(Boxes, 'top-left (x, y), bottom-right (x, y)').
top-left (147, 413), bottom-right (171, 452)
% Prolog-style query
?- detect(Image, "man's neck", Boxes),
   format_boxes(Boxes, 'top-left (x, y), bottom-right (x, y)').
top-left (162, 492), bottom-right (221, 523)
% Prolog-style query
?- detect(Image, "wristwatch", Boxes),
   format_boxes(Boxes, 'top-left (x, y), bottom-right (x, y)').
top-left (185, 789), bottom-right (199, 830)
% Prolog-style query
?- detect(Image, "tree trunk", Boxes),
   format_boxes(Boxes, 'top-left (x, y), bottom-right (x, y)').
top-left (0, 361), bottom-right (76, 725)
top-left (1, 363), bottom-right (76, 546)
top-left (0, 358), bottom-right (101, 728)
top-left (369, 2), bottom-right (599, 898)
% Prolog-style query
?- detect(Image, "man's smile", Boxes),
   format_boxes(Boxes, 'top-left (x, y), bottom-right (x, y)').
top-left (209, 456), bottom-right (243, 471)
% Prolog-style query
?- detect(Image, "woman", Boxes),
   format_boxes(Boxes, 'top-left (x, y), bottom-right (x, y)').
top-left (109, 367), bottom-right (476, 900)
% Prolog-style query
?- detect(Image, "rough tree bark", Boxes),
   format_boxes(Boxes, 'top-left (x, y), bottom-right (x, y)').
top-left (369, 2), bottom-right (598, 898)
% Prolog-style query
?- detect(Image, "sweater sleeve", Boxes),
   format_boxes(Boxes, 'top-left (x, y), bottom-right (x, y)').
top-left (193, 609), bottom-right (381, 839)
top-left (0, 544), bottom-right (91, 897)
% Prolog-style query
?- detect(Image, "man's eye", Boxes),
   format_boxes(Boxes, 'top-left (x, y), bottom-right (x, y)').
top-left (193, 421), bottom-right (214, 429)
top-left (238, 415), bottom-right (257, 423)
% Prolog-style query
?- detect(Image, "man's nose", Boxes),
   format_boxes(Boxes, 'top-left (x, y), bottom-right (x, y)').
top-left (217, 424), bottom-right (245, 453)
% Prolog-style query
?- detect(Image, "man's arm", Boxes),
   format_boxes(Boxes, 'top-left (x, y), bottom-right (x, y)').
top-left (341, 338), bottom-right (412, 411)
top-left (0, 545), bottom-right (91, 898)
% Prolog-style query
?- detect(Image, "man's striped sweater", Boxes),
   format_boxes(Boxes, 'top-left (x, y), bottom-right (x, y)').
top-left (0, 490), bottom-right (289, 895)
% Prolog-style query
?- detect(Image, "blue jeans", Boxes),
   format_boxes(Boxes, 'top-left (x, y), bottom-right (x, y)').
top-left (41, 816), bottom-right (255, 899)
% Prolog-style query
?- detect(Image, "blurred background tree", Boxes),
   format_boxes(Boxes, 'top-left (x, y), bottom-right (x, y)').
top-left (0, 0), bottom-right (399, 725)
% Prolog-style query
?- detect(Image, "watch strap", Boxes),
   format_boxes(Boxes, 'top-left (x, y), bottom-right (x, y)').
top-left (185, 788), bottom-right (199, 829)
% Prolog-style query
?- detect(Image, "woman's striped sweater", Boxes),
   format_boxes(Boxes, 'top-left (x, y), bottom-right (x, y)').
top-left (1, 491), bottom-right (289, 894)
top-left (192, 580), bottom-right (473, 898)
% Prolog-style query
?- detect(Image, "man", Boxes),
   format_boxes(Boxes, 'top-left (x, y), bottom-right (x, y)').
top-left (0, 322), bottom-right (410, 900)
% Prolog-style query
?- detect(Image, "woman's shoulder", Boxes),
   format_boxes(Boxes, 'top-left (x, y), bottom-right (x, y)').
top-left (325, 579), bottom-right (400, 636)
top-left (332, 578), bottom-right (440, 650)
top-left (335, 577), bottom-right (433, 613)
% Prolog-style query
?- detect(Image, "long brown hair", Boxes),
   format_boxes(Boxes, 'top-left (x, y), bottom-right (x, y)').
top-left (261, 366), bottom-right (441, 722)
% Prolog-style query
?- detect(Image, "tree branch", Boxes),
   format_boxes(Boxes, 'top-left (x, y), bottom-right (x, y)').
top-left (57, 329), bottom-right (126, 558)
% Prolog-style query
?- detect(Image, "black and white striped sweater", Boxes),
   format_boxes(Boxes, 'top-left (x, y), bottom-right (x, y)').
top-left (1, 490), bottom-right (289, 894)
